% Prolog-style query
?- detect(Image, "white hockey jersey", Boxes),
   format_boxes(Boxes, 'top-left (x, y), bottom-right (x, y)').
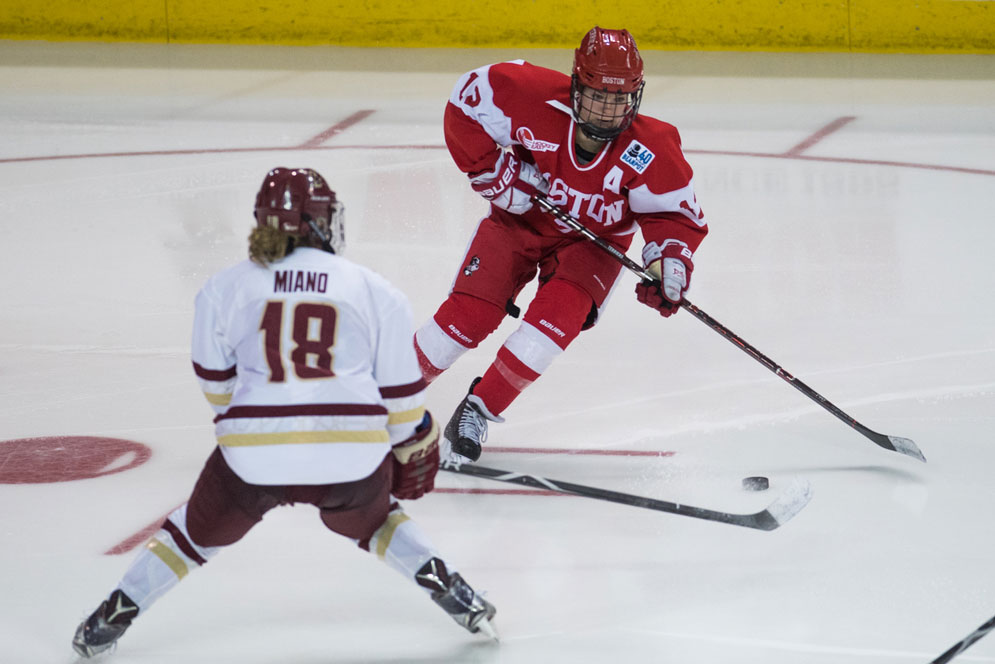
top-left (191, 247), bottom-right (426, 485)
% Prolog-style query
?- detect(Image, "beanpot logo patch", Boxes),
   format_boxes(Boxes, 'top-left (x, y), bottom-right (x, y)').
top-left (620, 140), bottom-right (655, 174)
top-left (516, 127), bottom-right (559, 152)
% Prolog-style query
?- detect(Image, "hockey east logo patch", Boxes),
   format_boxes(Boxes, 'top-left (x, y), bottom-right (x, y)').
top-left (620, 140), bottom-right (655, 174)
top-left (516, 127), bottom-right (559, 152)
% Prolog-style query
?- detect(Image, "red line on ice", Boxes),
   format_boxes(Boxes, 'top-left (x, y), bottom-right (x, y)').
top-left (434, 488), bottom-right (562, 497)
top-left (2, 143), bottom-right (991, 177)
top-left (297, 109), bottom-right (376, 148)
top-left (487, 446), bottom-right (674, 457)
top-left (104, 503), bottom-right (183, 556)
top-left (685, 148), bottom-right (995, 177)
top-left (783, 115), bottom-right (857, 157)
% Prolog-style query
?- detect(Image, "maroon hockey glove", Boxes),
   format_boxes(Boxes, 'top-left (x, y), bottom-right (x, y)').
top-left (635, 240), bottom-right (694, 317)
top-left (469, 151), bottom-right (550, 215)
top-left (390, 412), bottom-right (440, 500)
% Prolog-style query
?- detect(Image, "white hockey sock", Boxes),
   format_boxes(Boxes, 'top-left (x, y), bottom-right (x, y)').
top-left (116, 504), bottom-right (223, 613)
top-left (367, 506), bottom-right (453, 594)
top-left (415, 319), bottom-right (470, 372)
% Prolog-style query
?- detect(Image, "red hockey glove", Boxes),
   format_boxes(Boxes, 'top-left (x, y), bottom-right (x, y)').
top-left (390, 412), bottom-right (440, 500)
top-left (634, 240), bottom-right (694, 318)
top-left (469, 151), bottom-right (550, 215)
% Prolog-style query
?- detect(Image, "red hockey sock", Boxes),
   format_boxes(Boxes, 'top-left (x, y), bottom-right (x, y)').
top-left (413, 338), bottom-right (444, 384)
top-left (475, 346), bottom-right (541, 416)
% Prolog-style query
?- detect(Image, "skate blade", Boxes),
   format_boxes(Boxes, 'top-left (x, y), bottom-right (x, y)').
top-left (71, 640), bottom-right (118, 661)
top-left (475, 616), bottom-right (499, 641)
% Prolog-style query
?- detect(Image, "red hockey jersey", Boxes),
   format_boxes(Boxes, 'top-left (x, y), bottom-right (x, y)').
top-left (444, 60), bottom-right (708, 255)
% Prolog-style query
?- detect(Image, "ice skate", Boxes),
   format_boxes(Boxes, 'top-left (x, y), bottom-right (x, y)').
top-left (442, 378), bottom-right (503, 466)
top-left (416, 557), bottom-right (497, 638)
top-left (72, 589), bottom-right (139, 658)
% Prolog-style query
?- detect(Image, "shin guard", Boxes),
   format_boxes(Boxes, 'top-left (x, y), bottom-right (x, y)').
top-left (364, 504), bottom-right (442, 594)
top-left (116, 504), bottom-right (222, 612)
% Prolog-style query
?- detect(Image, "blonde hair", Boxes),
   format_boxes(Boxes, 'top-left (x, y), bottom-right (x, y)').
top-left (248, 225), bottom-right (296, 266)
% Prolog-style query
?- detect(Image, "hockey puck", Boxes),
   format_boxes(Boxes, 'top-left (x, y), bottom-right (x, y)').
top-left (742, 476), bottom-right (769, 491)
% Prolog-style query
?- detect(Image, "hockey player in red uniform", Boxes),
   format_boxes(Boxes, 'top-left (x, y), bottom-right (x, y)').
top-left (413, 27), bottom-right (709, 464)
top-left (72, 168), bottom-right (496, 659)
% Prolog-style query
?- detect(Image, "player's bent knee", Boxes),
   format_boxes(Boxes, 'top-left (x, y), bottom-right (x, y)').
top-left (523, 280), bottom-right (595, 349)
top-left (434, 293), bottom-right (506, 349)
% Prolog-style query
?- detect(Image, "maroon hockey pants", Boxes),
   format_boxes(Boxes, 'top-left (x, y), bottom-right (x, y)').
top-left (184, 447), bottom-right (393, 548)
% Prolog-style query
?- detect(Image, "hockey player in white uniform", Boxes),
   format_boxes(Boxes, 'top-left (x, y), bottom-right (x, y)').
top-left (72, 167), bottom-right (496, 658)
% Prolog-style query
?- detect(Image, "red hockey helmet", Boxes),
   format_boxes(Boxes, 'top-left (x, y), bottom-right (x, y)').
top-left (573, 27), bottom-right (644, 93)
top-left (254, 167), bottom-right (344, 253)
top-left (571, 27), bottom-right (645, 141)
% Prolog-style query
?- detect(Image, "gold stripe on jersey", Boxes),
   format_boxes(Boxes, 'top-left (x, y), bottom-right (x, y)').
top-left (218, 429), bottom-right (390, 447)
top-left (387, 406), bottom-right (425, 426)
top-left (204, 392), bottom-right (233, 406)
top-left (375, 511), bottom-right (411, 560)
top-left (147, 538), bottom-right (189, 579)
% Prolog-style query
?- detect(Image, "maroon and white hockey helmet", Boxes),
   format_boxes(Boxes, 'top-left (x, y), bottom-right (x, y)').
top-left (254, 167), bottom-right (345, 254)
top-left (571, 27), bottom-right (645, 141)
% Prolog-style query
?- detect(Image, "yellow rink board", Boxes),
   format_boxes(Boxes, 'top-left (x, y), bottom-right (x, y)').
top-left (1, 0), bottom-right (993, 53)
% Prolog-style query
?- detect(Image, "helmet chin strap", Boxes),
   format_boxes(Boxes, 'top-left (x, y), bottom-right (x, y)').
top-left (306, 218), bottom-right (335, 253)
top-left (578, 123), bottom-right (614, 143)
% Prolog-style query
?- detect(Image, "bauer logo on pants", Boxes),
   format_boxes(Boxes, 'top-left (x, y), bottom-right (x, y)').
top-left (620, 140), bottom-right (655, 174)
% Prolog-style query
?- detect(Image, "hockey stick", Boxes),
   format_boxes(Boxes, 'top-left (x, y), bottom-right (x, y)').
top-left (928, 613), bottom-right (995, 664)
top-left (441, 462), bottom-right (812, 531)
top-left (532, 193), bottom-right (925, 463)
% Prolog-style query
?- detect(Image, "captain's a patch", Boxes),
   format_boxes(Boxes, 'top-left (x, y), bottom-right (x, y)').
top-left (620, 140), bottom-right (655, 174)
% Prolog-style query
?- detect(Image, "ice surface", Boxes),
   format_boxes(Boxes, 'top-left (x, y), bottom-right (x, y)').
top-left (1, 41), bottom-right (993, 663)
